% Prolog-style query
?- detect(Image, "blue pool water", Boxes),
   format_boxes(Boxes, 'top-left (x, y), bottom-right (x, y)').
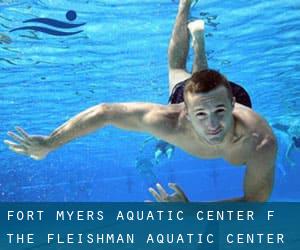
top-left (0, 0), bottom-right (299, 201)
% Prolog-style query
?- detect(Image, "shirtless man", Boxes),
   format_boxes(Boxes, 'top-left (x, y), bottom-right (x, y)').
top-left (4, 0), bottom-right (277, 202)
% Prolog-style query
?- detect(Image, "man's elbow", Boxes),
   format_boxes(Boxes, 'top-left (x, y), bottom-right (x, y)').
top-left (244, 193), bottom-right (270, 202)
top-left (254, 130), bottom-right (275, 151)
top-left (256, 192), bottom-right (271, 202)
top-left (264, 134), bottom-right (277, 156)
top-left (94, 103), bottom-right (113, 124)
top-left (77, 103), bottom-right (112, 129)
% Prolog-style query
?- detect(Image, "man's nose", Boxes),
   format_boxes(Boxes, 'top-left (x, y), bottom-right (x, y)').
top-left (208, 116), bottom-right (219, 129)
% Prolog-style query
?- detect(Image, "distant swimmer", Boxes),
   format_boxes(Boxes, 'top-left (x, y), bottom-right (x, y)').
top-left (135, 137), bottom-right (161, 186)
top-left (273, 128), bottom-right (290, 177)
top-left (137, 136), bottom-right (174, 165)
top-left (273, 120), bottom-right (300, 168)
top-left (4, 0), bottom-right (277, 202)
top-left (135, 158), bottom-right (158, 187)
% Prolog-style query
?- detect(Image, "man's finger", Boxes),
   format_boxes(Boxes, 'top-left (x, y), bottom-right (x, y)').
top-left (9, 146), bottom-right (27, 155)
top-left (30, 155), bottom-right (41, 160)
top-left (148, 188), bottom-right (161, 202)
top-left (7, 132), bottom-right (28, 145)
top-left (156, 183), bottom-right (168, 199)
top-left (4, 140), bottom-right (27, 150)
top-left (4, 139), bottom-right (17, 147)
top-left (4, 140), bottom-right (27, 152)
top-left (4, 140), bottom-right (23, 148)
top-left (168, 183), bottom-right (187, 199)
top-left (15, 127), bottom-right (30, 140)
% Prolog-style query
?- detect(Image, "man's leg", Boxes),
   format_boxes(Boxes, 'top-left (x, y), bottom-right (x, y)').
top-left (168, 0), bottom-right (192, 95)
top-left (188, 20), bottom-right (208, 73)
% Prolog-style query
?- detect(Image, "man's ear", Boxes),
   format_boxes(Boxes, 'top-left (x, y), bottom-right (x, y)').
top-left (184, 105), bottom-right (190, 120)
top-left (231, 97), bottom-right (236, 108)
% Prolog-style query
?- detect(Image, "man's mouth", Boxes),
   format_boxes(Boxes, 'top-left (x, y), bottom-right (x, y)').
top-left (207, 127), bottom-right (222, 135)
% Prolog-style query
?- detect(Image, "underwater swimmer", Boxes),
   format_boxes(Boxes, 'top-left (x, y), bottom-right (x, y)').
top-left (135, 158), bottom-right (158, 186)
top-left (273, 120), bottom-right (300, 168)
top-left (4, 0), bottom-right (277, 202)
top-left (138, 136), bottom-right (175, 164)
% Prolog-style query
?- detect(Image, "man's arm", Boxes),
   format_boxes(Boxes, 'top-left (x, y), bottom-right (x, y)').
top-left (4, 103), bottom-right (178, 160)
top-left (48, 103), bottom-right (174, 147)
top-left (241, 135), bottom-right (277, 202)
top-left (148, 133), bottom-right (277, 203)
top-left (216, 134), bottom-right (277, 202)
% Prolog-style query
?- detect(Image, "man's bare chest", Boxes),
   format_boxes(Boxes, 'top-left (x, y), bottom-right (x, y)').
top-left (176, 133), bottom-right (252, 165)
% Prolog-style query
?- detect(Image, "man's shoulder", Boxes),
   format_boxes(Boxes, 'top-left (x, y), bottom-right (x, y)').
top-left (229, 104), bottom-right (276, 166)
top-left (142, 103), bottom-right (188, 144)
top-left (146, 103), bottom-right (185, 130)
top-left (233, 103), bottom-right (275, 146)
top-left (234, 104), bottom-right (270, 130)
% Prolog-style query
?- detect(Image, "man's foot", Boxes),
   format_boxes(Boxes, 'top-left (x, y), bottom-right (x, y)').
top-left (187, 20), bottom-right (205, 47)
top-left (178, 0), bottom-right (199, 8)
top-left (179, 0), bottom-right (192, 8)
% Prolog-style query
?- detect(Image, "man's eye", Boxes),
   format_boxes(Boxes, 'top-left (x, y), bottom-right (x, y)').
top-left (216, 109), bottom-right (225, 114)
top-left (196, 112), bottom-right (206, 116)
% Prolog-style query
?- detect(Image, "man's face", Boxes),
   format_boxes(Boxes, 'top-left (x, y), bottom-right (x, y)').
top-left (185, 86), bottom-right (234, 145)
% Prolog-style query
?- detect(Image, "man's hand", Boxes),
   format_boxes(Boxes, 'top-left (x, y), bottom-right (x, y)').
top-left (4, 127), bottom-right (51, 160)
top-left (148, 183), bottom-right (189, 202)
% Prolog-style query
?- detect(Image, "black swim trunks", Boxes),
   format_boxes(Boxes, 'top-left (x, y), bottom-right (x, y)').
top-left (168, 79), bottom-right (252, 108)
